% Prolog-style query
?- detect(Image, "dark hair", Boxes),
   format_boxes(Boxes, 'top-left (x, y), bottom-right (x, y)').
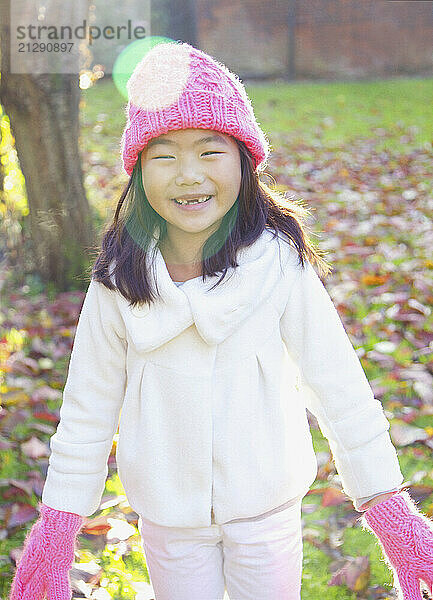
top-left (90, 138), bottom-right (331, 309)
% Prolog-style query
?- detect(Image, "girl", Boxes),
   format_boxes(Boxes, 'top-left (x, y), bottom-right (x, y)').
top-left (10, 41), bottom-right (433, 600)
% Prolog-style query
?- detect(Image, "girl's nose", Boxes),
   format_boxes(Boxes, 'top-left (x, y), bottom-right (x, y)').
top-left (175, 159), bottom-right (205, 186)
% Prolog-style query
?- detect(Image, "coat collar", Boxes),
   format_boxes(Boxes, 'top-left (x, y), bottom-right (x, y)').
top-left (122, 227), bottom-right (295, 351)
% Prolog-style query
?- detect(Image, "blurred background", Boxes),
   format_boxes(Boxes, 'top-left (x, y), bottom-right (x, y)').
top-left (0, 1), bottom-right (432, 599)
top-left (108, 0), bottom-right (433, 81)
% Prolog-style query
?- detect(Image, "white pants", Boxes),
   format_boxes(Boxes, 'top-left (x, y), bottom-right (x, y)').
top-left (138, 500), bottom-right (303, 600)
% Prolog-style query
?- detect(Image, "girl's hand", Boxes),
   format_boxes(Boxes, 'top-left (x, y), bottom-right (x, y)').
top-left (9, 503), bottom-right (84, 600)
top-left (362, 490), bottom-right (433, 600)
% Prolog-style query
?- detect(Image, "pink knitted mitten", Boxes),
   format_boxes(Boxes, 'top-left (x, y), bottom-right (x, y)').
top-left (9, 502), bottom-right (84, 600)
top-left (362, 490), bottom-right (433, 600)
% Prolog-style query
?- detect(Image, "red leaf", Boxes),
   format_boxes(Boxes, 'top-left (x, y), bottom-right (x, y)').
top-left (82, 514), bottom-right (111, 536)
top-left (33, 410), bottom-right (59, 423)
top-left (321, 487), bottom-right (349, 507)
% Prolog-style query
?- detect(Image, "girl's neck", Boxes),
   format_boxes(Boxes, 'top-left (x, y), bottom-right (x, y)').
top-left (159, 235), bottom-right (204, 282)
top-left (165, 262), bottom-right (203, 282)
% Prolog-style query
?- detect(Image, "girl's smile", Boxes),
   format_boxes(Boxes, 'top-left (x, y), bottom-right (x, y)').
top-left (172, 194), bottom-right (213, 209)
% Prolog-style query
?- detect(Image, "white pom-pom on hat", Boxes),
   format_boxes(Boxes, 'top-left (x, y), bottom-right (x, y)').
top-left (127, 42), bottom-right (191, 111)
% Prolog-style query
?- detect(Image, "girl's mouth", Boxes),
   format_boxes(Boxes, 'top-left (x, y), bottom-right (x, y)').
top-left (172, 195), bottom-right (213, 209)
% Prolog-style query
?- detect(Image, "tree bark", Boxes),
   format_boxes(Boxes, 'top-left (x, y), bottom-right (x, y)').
top-left (0, 1), bottom-right (96, 290)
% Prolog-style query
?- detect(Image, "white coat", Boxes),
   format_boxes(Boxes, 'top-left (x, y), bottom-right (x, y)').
top-left (42, 228), bottom-right (403, 527)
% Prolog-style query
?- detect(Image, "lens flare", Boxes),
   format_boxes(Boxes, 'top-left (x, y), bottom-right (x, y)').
top-left (112, 36), bottom-right (175, 100)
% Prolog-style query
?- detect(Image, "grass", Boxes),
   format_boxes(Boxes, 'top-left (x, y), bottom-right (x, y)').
top-left (247, 77), bottom-right (433, 152)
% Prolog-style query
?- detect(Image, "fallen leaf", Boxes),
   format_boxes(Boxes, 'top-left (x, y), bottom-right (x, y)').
top-left (6, 503), bottom-right (38, 528)
top-left (82, 514), bottom-right (112, 536)
top-left (390, 423), bottom-right (430, 446)
top-left (21, 436), bottom-right (50, 459)
top-left (322, 487), bottom-right (349, 507)
top-left (328, 556), bottom-right (370, 591)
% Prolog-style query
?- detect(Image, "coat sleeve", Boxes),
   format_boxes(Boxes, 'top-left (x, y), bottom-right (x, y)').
top-left (279, 259), bottom-right (404, 501)
top-left (42, 279), bottom-right (127, 516)
top-left (354, 487), bottom-right (401, 511)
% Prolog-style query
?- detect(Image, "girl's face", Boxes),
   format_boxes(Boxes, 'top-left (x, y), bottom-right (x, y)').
top-left (140, 128), bottom-right (241, 239)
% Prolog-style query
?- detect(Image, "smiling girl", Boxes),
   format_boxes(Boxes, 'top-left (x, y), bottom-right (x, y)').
top-left (10, 41), bottom-right (433, 600)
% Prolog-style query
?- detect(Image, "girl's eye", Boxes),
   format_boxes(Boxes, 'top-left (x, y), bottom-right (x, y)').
top-left (152, 152), bottom-right (222, 159)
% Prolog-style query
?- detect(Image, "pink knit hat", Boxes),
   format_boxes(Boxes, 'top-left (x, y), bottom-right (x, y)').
top-left (120, 41), bottom-right (270, 176)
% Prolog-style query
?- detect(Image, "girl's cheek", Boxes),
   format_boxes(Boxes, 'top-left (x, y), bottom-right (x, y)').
top-left (210, 161), bottom-right (234, 177)
top-left (219, 154), bottom-right (241, 173)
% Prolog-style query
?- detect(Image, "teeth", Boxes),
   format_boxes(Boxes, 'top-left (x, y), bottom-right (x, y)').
top-left (174, 195), bottom-right (211, 205)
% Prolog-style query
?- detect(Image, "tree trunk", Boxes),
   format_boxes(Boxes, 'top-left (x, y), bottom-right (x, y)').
top-left (0, 2), bottom-right (96, 290)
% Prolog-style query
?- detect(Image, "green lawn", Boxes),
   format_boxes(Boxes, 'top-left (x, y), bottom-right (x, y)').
top-left (248, 77), bottom-right (433, 152)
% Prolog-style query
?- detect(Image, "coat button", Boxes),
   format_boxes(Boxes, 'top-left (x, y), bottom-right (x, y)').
top-left (130, 303), bottom-right (150, 317)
